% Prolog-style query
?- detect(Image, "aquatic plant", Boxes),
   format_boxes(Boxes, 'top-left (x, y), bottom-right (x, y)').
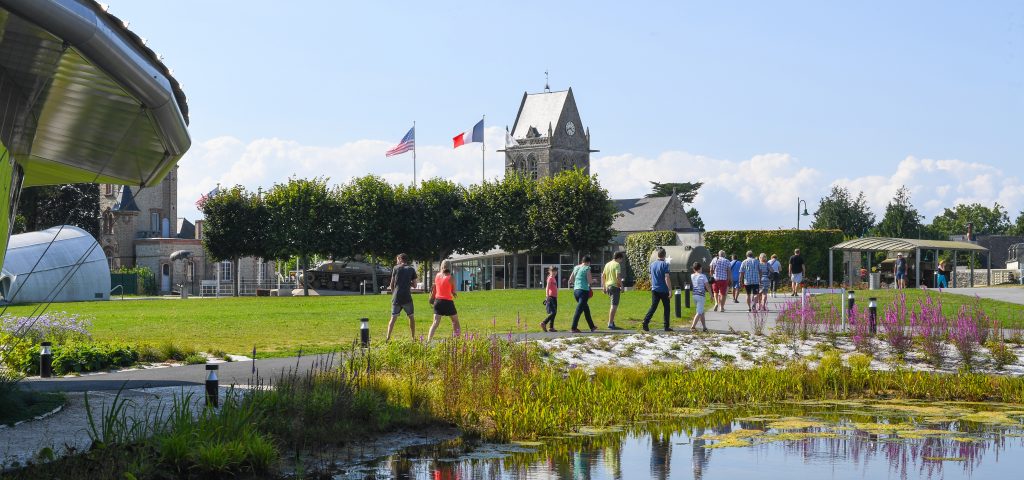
top-left (950, 307), bottom-right (982, 367)
top-left (912, 296), bottom-right (947, 367)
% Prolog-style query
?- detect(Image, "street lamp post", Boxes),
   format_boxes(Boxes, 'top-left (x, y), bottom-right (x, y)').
top-left (797, 198), bottom-right (810, 229)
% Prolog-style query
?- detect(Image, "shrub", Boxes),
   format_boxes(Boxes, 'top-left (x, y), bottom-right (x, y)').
top-left (624, 231), bottom-right (677, 289)
top-left (987, 341), bottom-right (1018, 369)
top-left (912, 296), bottom-right (947, 367)
top-left (950, 308), bottom-right (982, 368)
top-left (849, 307), bottom-right (873, 354)
top-left (704, 229), bottom-right (843, 285)
top-left (881, 294), bottom-right (912, 358)
top-left (183, 353), bottom-right (207, 365)
top-left (1, 341), bottom-right (139, 376)
top-left (0, 312), bottom-right (91, 344)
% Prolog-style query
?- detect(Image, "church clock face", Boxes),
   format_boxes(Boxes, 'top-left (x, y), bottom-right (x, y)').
top-left (565, 121), bottom-right (576, 136)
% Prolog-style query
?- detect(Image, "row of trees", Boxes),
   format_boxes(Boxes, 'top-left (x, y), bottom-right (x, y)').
top-left (200, 169), bottom-right (617, 295)
top-left (811, 185), bottom-right (1024, 240)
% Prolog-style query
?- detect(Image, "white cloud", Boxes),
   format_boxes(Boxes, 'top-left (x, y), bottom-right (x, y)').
top-left (177, 137), bottom-right (1022, 231)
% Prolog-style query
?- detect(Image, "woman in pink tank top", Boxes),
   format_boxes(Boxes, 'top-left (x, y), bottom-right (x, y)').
top-left (426, 260), bottom-right (460, 342)
top-left (540, 266), bottom-right (559, 332)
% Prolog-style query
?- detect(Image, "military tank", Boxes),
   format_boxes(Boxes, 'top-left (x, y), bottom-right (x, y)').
top-left (297, 261), bottom-right (392, 292)
top-left (649, 244), bottom-right (713, 288)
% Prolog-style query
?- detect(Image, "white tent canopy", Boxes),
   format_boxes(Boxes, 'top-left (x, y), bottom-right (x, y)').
top-left (0, 225), bottom-right (110, 304)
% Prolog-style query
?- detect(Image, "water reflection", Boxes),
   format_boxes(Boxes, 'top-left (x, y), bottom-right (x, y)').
top-left (342, 402), bottom-right (1024, 479)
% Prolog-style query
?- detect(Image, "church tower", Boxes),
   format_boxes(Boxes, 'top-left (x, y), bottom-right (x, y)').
top-left (503, 87), bottom-right (595, 179)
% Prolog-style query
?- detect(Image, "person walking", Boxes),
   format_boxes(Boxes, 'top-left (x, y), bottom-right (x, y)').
top-left (788, 248), bottom-right (805, 296)
top-left (569, 256), bottom-right (597, 333)
top-left (894, 252), bottom-right (908, 289)
top-left (768, 254), bottom-right (782, 298)
top-left (540, 265), bottom-right (559, 332)
top-left (601, 252), bottom-right (625, 330)
top-left (730, 254), bottom-right (742, 303)
top-left (426, 260), bottom-right (460, 343)
top-left (739, 250), bottom-right (761, 312)
top-left (758, 253), bottom-right (771, 311)
top-left (936, 259), bottom-right (949, 289)
top-left (385, 253), bottom-right (417, 342)
top-left (642, 248), bottom-right (674, 332)
top-left (690, 262), bottom-right (709, 332)
top-left (709, 250), bottom-right (730, 312)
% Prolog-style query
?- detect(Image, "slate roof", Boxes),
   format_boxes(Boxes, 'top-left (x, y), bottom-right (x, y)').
top-left (612, 196), bottom-right (675, 232)
top-left (112, 185), bottom-right (140, 212)
top-left (511, 90), bottom-right (569, 140)
top-left (831, 237), bottom-right (988, 253)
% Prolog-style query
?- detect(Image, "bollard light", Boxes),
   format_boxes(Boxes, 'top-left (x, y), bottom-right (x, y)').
top-left (868, 297), bottom-right (878, 335)
top-left (205, 364), bottom-right (219, 408)
top-left (684, 283), bottom-right (691, 309)
top-left (674, 289), bottom-right (682, 318)
top-left (360, 317), bottom-right (370, 348)
top-left (847, 290), bottom-right (856, 313)
top-left (40, 341), bottom-right (53, 378)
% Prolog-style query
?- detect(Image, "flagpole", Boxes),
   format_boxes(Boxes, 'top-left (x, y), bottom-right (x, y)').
top-left (412, 121), bottom-right (417, 186)
top-left (481, 114), bottom-right (486, 183)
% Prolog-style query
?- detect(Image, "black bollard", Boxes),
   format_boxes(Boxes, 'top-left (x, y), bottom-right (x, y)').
top-left (360, 317), bottom-right (370, 348)
top-left (674, 289), bottom-right (682, 318)
top-left (868, 297), bottom-right (878, 335)
top-left (40, 341), bottom-right (53, 378)
top-left (847, 290), bottom-right (855, 314)
top-left (251, 345), bottom-right (256, 374)
top-left (205, 364), bottom-right (219, 408)
top-left (684, 284), bottom-right (691, 309)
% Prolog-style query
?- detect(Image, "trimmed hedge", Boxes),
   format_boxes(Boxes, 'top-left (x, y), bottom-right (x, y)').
top-left (625, 231), bottom-right (678, 290)
top-left (704, 229), bottom-right (843, 283)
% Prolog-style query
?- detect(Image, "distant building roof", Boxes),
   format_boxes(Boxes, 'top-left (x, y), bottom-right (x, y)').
top-left (511, 90), bottom-right (569, 140)
top-left (832, 237), bottom-right (988, 253)
top-left (112, 185), bottom-right (140, 212)
top-left (612, 196), bottom-right (689, 233)
top-left (176, 218), bottom-right (195, 239)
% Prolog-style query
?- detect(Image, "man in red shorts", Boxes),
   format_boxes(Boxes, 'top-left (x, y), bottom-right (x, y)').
top-left (709, 249), bottom-right (731, 312)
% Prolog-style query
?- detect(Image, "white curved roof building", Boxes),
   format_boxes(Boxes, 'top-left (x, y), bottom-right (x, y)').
top-left (0, 225), bottom-right (110, 304)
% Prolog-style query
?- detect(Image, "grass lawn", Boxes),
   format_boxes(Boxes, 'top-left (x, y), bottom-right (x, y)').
top-left (0, 289), bottom-right (694, 356)
top-left (809, 288), bottom-right (1024, 329)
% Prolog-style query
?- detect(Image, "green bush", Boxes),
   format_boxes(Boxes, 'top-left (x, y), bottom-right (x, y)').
top-left (704, 229), bottom-right (843, 283)
top-left (1, 339), bottom-right (139, 376)
top-left (624, 231), bottom-right (678, 290)
top-left (114, 266), bottom-right (157, 295)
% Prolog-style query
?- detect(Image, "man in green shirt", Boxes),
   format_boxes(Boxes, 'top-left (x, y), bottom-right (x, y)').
top-left (602, 251), bottom-right (625, 330)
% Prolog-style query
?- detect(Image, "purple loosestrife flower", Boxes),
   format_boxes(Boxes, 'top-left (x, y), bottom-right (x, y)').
top-left (881, 307), bottom-right (912, 357)
top-left (951, 307), bottom-right (982, 366)
top-left (849, 307), bottom-right (872, 353)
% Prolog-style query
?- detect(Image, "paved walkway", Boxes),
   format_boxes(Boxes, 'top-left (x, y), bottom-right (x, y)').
top-left (942, 286), bottom-right (1024, 305)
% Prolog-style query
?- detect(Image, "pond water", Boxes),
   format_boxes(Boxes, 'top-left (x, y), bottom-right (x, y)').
top-left (336, 401), bottom-right (1024, 479)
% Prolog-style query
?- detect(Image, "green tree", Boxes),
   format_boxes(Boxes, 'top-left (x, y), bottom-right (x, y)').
top-left (1009, 211), bottom-right (1024, 236)
top-left (199, 186), bottom-right (268, 296)
top-left (343, 175), bottom-right (399, 291)
top-left (470, 173), bottom-right (538, 286)
top-left (645, 181), bottom-right (702, 203)
top-left (533, 169), bottom-right (617, 257)
top-left (15, 184), bottom-right (100, 237)
top-left (930, 203), bottom-right (1011, 238)
top-left (686, 207), bottom-right (705, 231)
top-left (811, 185), bottom-right (876, 237)
top-left (264, 177), bottom-right (333, 295)
top-left (874, 186), bottom-right (924, 239)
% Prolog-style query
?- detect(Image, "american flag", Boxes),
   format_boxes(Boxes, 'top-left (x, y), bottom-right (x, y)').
top-left (195, 186), bottom-right (220, 209)
top-left (386, 127), bottom-right (415, 157)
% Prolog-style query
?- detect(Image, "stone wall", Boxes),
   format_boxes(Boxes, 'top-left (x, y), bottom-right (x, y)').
top-left (952, 268), bottom-right (1019, 287)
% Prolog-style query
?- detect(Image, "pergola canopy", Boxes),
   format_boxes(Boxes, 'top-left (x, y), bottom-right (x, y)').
top-left (831, 237), bottom-right (988, 253)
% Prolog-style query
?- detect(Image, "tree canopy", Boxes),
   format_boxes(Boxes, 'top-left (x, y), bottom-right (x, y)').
top-left (1009, 211), bottom-right (1024, 237)
top-left (534, 169), bottom-right (617, 255)
top-left (874, 186), bottom-right (924, 239)
top-left (645, 181), bottom-right (702, 203)
top-left (930, 202), bottom-right (1011, 238)
top-left (15, 184), bottom-right (99, 237)
top-left (811, 185), bottom-right (875, 237)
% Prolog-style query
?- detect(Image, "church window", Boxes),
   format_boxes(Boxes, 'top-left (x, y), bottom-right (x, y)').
top-left (104, 184), bottom-right (113, 196)
top-left (102, 209), bottom-right (114, 234)
top-left (527, 155), bottom-right (538, 180)
top-left (220, 260), bottom-right (232, 282)
top-left (150, 211), bottom-right (160, 232)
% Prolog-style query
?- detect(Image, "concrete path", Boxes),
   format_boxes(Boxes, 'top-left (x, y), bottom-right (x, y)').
top-left (941, 286), bottom-right (1024, 305)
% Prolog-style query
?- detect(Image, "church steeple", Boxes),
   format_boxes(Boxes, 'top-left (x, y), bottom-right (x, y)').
top-left (503, 86), bottom-right (593, 179)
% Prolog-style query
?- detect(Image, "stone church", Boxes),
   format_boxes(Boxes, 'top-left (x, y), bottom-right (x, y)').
top-left (98, 167), bottom-right (275, 295)
top-left (449, 86), bottom-right (697, 290)
top-left (503, 88), bottom-right (595, 179)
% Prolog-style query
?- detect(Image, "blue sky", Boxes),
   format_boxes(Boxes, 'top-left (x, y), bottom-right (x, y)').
top-left (108, 1), bottom-right (1023, 229)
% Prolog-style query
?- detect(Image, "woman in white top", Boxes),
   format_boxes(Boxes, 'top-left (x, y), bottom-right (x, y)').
top-left (690, 262), bottom-right (709, 332)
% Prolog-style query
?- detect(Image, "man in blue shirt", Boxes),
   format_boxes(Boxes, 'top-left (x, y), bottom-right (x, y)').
top-left (642, 247), bottom-right (674, 332)
top-left (730, 254), bottom-right (742, 304)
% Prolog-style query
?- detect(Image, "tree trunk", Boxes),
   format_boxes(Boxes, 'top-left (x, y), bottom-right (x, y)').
top-left (512, 254), bottom-right (518, 289)
top-left (233, 257), bottom-right (240, 297)
top-left (371, 258), bottom-right (379, 294)
top-left (301, 256), bottom-right (309, 296)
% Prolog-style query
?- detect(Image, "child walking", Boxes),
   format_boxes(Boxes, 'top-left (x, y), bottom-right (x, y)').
top-left (690, 262), bottom-right (709, 332)
top-left (540, 266), bottom-right (559, 332)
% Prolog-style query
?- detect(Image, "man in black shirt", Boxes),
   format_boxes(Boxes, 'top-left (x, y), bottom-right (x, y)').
top-left (788, 248), bottom-right (805, 296)
top-left (386, 253), bottom-right (418, 341)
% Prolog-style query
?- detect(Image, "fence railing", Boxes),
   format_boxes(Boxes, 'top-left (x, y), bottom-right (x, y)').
top-left (199, 280), bottom-right (297, 297)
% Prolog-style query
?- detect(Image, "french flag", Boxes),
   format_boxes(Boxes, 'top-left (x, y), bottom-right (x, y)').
top-left (453, 119), bottom-right (484, 148)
